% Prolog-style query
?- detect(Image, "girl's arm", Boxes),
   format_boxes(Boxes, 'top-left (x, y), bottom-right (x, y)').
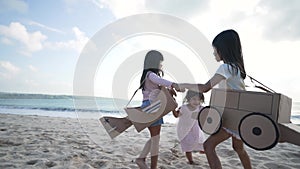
top-left (148, 72), bottom-right (181, 91)
top-left (179, 74), bottom-right (225, 93)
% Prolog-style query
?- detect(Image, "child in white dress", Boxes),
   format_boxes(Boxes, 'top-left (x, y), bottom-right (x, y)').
top-left (173, 90), bottom-right (205, 165)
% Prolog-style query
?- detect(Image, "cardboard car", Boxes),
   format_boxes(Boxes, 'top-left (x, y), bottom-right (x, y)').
top-left (197, 88), bottom-right (300, 150)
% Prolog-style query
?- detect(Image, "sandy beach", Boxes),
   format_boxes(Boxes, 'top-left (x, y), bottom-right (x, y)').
top-left (0, 113), bottom-right (300, 169)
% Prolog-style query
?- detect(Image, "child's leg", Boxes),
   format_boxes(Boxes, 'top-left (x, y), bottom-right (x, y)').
top-left (232, 137), bottom-right (252, 169)
top-left (136, 139), bottom-right (151, 169)
top-left (138, 139), bottom-right (151, 159)
top-left (150, 135), bottom-right (160, 169)
top-left (185, 152), bottom-right (193, 164)
top-left (148, 125), bottom-right (161, 169)
top-left (204, 128), bottom-right (230, 169)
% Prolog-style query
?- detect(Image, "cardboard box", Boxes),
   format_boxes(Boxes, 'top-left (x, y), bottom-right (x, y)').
top-left (209, 89), bottom-right (292, 131)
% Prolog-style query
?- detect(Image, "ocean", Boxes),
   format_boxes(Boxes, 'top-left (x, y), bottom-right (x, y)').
top-left (0, 92), bottom-right (178, 123)
top-left (0, 92), bottom-right (299, 124)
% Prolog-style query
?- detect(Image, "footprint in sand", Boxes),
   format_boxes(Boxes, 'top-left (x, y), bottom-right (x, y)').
top-left (45, 161), bottom-right (57, 167)
top-left (26, 159), bottom-right (39, 165)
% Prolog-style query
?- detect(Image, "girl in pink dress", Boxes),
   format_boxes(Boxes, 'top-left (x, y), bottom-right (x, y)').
top-left (136, 50), bottom-right (181, 169)
top-left (173, 90), bottom-right (205, 164)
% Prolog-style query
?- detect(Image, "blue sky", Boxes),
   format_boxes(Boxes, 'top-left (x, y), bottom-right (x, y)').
top-left (0, 0), bottom-right (300, 101)
top-left (0, 0), bottom-right (115, 95)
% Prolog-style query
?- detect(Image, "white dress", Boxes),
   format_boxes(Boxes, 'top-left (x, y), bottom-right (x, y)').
top-left (176, 105), bottom-right (205, 152)
top-left (216, 63), bottom-right (246, 139)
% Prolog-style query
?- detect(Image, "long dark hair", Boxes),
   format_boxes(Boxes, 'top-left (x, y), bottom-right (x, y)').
top-left (140, 50), bottom-right (164, 90)
top-left (212, 29), bottom-right (246, 79)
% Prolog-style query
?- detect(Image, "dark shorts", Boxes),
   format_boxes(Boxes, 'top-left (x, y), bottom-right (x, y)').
top-left (141, 100), bottom-right (164, 127)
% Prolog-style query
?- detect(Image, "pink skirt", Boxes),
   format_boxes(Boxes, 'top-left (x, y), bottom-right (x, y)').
top-left (180, 123), bottom-right (205, 152)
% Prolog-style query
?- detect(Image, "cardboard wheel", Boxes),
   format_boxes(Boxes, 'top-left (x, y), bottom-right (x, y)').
top-left (198, 106), bottom-right (222, 135)
top-left (239, 112), bottom-right (279, 150)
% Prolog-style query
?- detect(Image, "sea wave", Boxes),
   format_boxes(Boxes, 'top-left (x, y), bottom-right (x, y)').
top-left (0, 105), bottom-right (121, 114)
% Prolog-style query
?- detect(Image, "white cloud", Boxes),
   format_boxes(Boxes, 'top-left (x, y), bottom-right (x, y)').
top-left (0, 61), bottom-right (73, 95)
top-left (95, 0), bottom-right (146, 18)
top-left (0, 22), bottom-right (47, 55)
top-left (184, 0), bottom-right (300, 101)
top-left (95, 0), bottom-right (209, 19)
top-left (0, 61), bottom-right (20, 79)
top-left (64, 0), bottom-right (88, 14)
top-left (0, 61), bottom-right (20, 73)
top-left (91, 0), bottom-right (105, 9)
top-left (0, 0), bottom-right (28, 13)
top-left (0, 22), bottom-right (89, 55)
top-left (257, 0), bottom-right (300, 41)
top-left (191, 0), bottom-right (300, 42)
top-left (28, 21), bottom-right (65, 34)
top-left (1, 37), bottom-right (13, 45)
top-left (25, 79), bottom-right (39, 87)
top-left (210, 0), bottom-right (260, 17)
top-left (45, 27), bottom-right (89, 53)
top-left (28, 65), bottom-right (38, 72)
top-left (145, 0), bottom-right (209, 18)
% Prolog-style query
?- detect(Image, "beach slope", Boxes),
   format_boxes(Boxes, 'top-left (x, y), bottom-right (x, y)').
top-left (0, 113), bottom-right (299, 169)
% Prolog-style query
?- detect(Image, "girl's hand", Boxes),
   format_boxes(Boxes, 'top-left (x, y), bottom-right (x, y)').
top-left (172, 83), bottom-right (185, 92)
top-left (178, 85), bottom-right (186, 92)
top-left (168, 88), bottom-right (177, 97)
top-left (172, 107), bottom-right (181, 118)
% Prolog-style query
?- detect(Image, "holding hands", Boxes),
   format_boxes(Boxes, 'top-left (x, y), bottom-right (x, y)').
top-left (171, 83), bottom-right (186, 92)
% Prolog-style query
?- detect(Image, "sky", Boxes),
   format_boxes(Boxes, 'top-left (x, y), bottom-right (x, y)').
top-left (0, 0), bottom-right (300, 101)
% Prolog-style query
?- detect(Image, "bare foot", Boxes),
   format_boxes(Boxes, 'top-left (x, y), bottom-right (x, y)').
top-left (135, 158), bottom-right (148, 169)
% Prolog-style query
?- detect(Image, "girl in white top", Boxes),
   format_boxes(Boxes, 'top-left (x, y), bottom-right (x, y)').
top-left (179, 30), bottom-right (252, 169)
top-left (173, 90), bottom-right (205, 165)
